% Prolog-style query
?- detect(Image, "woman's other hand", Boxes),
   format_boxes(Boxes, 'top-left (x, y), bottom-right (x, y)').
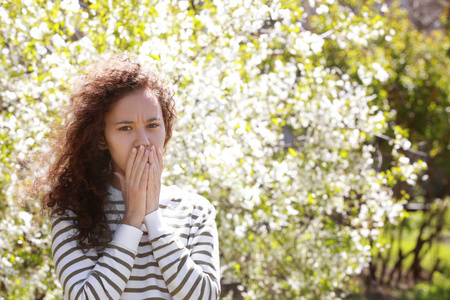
top-left (145, 145), bottom-right (163, 214)
top-left (114, 145), bottom-right (150, 228)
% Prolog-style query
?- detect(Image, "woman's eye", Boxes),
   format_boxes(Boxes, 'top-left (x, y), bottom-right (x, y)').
top-left (147, 124), bottom-right (158, 128)
top-left (119, 126), bottom-right (132, 131)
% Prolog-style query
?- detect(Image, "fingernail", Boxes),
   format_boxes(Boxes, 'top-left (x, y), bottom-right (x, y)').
top-left (132, 148), bottom-right (136, 153)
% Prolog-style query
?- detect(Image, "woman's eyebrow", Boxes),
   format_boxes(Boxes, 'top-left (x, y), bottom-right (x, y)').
top-left (115, 117), bottom-right (161, 125)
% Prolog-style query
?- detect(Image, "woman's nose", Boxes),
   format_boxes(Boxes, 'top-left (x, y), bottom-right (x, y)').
top-left (134, 128), bottom-right (150, 149)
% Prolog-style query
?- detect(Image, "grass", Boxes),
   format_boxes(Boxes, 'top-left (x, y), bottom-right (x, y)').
top-left (395, 271), bottom-right (450, 299)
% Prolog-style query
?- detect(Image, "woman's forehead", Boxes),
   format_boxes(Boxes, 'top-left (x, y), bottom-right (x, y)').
top-left (105, 89), bottom-right (162, 122)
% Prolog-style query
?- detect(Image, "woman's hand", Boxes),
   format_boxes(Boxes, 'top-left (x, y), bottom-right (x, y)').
top-left (145, 145), bottom-right (163, 215)
top-left (114, 145), bottom-right (150, 228)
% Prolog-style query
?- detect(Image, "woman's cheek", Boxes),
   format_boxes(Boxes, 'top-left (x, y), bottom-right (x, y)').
top-left (121, 148), bottom-right (135, 172)
top-left (109, 147), bottom-right (125, 173)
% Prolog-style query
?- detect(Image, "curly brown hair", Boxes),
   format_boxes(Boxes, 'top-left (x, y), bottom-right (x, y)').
top-left (39, 54), bottom-right (177, 250)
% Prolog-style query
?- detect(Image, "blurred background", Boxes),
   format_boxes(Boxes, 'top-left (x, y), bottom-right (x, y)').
top-left (0, 0), bottom-right (449, 299)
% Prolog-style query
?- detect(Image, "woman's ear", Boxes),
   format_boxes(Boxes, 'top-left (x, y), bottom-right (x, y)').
top-left (98, 136), bottom-right (108, 150)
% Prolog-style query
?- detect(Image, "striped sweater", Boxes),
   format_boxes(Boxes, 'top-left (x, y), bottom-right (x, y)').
top-left (51, 184), bottom-right (221, 299)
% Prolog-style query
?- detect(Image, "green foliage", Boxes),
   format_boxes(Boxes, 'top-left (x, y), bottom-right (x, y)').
top-left (373, 209), bottom-right (450, 274)
top-left (397, 272), bottom-right (450, 300)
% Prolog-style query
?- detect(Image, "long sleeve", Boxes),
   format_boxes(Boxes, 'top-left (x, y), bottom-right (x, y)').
top-left (144, 202), bottom-right (221, 300)
top-left (51, 211), bottom-right (143, 300)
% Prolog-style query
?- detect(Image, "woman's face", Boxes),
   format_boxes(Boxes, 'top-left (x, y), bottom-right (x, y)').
top-left (103, 89), bottom-right (166, 175)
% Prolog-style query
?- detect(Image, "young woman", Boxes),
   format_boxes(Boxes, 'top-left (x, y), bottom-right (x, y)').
top-left (41, 55), bottom-right (220, 299)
